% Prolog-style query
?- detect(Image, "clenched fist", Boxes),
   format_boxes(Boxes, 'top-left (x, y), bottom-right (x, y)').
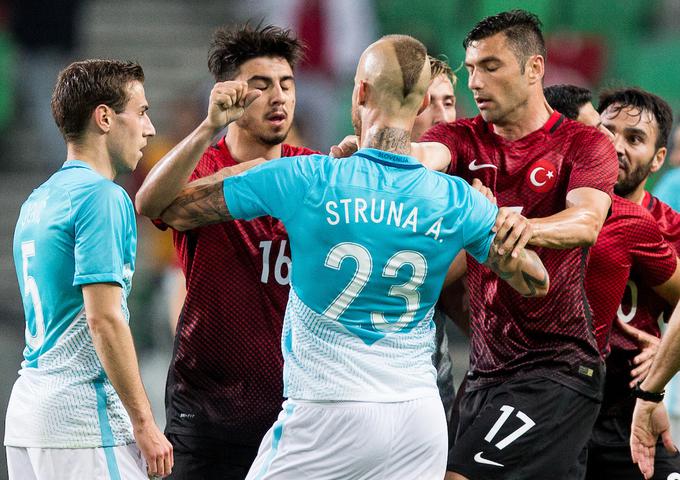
top-left (204, 81), bottom-right (262, 130)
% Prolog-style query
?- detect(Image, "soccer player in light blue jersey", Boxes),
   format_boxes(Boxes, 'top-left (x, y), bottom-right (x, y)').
top-left (160, 35), bottom-right (549, 479)
top-left (5, 60), bottom-right (173, 479)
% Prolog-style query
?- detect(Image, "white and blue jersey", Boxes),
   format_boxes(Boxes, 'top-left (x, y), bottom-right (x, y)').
top-left (223, 148), bottom-right (497, 402)
top-left (5, 160), bottom-right (137, 448)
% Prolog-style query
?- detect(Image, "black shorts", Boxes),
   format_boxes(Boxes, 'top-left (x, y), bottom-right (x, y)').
top-left (166, 433), bottom-right (259, 480)
top-left (448, 376), bottom-right (600, 479)
top-left (585, 414), bottom-right (680, 480)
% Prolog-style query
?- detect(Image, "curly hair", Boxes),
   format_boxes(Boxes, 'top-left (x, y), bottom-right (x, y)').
top-left (208, 23), bottom-right (304, 81)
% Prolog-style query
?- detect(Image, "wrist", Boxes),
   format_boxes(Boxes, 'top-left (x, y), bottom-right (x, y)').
top-left (199, 119), bottom-right (225, 137)
top-left (634, 381), bottom-right (665, 402)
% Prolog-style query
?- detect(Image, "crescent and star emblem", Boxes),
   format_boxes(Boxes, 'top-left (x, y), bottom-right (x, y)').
top-left (526, 160), bottom-right (557, 193)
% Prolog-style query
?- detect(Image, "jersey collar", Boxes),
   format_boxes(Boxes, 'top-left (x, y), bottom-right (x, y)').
top-left (353, 148), bottom-right (423, 170)
top-left (484, 110), bottom-right (565, 140)
top-left (61, 160), bottom-right (94, 171)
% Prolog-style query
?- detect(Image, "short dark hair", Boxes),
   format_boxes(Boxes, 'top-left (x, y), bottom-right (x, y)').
top-left (544, 84), bottom-right (592, 120)
top-left (464, 10), bottom-right (546, 73)
top-left (208, 23), bottom-right (304, 81)
top-left (429, 56), bottom-right (457, 89)
top-left (598, 87), bottom-right (674, 150)
top-left (382, 34), bottom-right (428, 98)
top-left (51, 59), bottom-right (144, 143)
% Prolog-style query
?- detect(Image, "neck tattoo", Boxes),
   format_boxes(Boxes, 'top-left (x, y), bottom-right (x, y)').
top-left (366, 127), bottom-right (410, 154)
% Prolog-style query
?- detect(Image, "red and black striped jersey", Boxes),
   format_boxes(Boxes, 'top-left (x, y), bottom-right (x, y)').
top-left (421, 112), bottom-right (617, 400)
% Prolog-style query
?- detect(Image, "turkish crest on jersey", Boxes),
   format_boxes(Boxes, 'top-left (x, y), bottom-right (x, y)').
top-left (526, 159), bottom-right (558, 193)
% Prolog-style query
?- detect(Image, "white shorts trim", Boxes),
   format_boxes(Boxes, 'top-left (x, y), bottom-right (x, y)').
top-left (6, 443), bottom-right (147, 480)
top-left (246, 396), bottom-right (447, 480)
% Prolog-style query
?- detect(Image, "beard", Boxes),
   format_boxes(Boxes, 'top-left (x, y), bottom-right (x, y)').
top-left (614, 157), bottom-right (654, 197)
top-left (237, 114), bottom-right (291, 147)
top-left (256, 130), bottom-right (289, 146)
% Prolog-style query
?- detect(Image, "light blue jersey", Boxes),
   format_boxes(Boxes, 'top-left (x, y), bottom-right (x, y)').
top-left (223, 148), bottom-right (497, 401)
top-left (5, 160), bottom-right (137, 448)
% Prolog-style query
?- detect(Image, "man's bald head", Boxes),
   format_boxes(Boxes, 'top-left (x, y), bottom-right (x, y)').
top-left (356, 35), bottom-right (430, 114)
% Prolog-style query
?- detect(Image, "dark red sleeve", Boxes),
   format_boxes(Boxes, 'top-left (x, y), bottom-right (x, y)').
top-left (285, 145), bottom-right (320, 156)
top-left (628, 211), bottom-right (678, 287)
top-left (419, 122), bottom-right (460, 176)
top-left (567, 128), bottom-right (618, 195)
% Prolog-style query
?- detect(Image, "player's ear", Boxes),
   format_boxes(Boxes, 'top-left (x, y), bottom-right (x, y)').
top-left (526, 54), bottom-right (544, 85)
top-left (357, 80), bottom-right (368, 106)
top-left (93, 104), bottom-right (112, 133)
top-left (651, 146), bottom-right (667, 173)
top-left (417, 92), bottom-right (431, 115)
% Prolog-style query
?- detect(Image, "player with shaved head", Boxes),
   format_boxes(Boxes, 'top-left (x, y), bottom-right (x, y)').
top-left (158, 34), bottom-right (549, 479)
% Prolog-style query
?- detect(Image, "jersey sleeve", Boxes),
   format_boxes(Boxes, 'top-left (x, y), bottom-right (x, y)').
top-left (223, 155), bottom-right (318, 223)
top-left (73, 183), bottom-right (135, 287)
top-left (459, 180), bottom-right (498, 263)
top-left (629, 212), bottom-right (678, 287)
top-left (567, 129), bottom-right (618, 195)
top-left (419, 123), bottom-right (460, 176)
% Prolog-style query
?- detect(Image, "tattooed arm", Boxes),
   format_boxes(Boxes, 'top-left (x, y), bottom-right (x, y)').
top-left (157, 158), bottom-right (265, 231)
top-left (159, 180), bottom-right (232, 232)
top-left (483, 207), bottom-right (550, 297)
top-left (485, 248), bottom-right (549, 297)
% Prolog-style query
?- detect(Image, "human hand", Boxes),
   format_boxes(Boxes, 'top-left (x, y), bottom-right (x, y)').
top-left (471, 178), bottom-right (496, 205)
top-left (630, 399), bottom-right (676, 479)
top-left (133, 422), bottom-right (173, 478)
top-left (204, 81), bottom-right (262, 130)
top-left (615, 318), bottom-right (661, 388)
top-left (492, 207), bottom-right (533, 259)
top-left (330, 135), bottom-right (359, 158)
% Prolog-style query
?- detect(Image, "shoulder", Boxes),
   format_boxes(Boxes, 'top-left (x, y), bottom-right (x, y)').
top-left (73, 177), bottom-right (133, 218)
top-left (196, 138), bottom-right (233, 174)
top-left (611, 195), bottom-right (658, 224)
top-left (557, 118), bottom-right (612, 148)
top-left (611, 195), bottom-right (664, 242)
top-left (419, 117), bottom-right (482, 145)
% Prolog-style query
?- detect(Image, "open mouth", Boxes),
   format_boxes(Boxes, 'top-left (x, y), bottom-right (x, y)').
top-left (266, 112), bottom-right (287, 125)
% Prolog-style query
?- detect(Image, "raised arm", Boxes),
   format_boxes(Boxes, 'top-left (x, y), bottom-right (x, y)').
top-left (83, 283), bottom-right (173, 478)
top-left (135, 81), bottom-right (261, 218)
top-left (528, 187), bottom-right (611, 249)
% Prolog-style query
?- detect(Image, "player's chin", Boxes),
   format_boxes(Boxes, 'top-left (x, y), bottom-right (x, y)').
top-left (262, 130), bottom-right (289, 146)
top-left (478, 109), bottom-right (496, 123)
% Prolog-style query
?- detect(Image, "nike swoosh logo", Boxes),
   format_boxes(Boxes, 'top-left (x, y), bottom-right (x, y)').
top-left (469, 160), bottom-right (497, 171)
top-left (474, 451), bottom-right (504, 467)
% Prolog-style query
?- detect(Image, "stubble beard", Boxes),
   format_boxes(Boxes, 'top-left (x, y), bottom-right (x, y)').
top-left (614, 158), bottom-right (654, 197)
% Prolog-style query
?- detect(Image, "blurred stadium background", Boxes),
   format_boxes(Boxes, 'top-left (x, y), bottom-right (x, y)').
top-left (2, 0), bottom-right (680, 477)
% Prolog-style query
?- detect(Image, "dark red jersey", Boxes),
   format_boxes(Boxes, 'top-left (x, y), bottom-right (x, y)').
top-left (421, 112), bottom-right (617, 400)
top-left (586, 195), bottom-right (676, 356)
top-left (612, 191), bottom-right (680, 349)
top-left (602, 192), bottom-right (680, 416)
top-left (166, 137), bottom-right (317, 445)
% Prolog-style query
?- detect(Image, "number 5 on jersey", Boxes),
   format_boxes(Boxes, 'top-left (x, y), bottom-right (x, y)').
top-left (21, 240), bottom-right (46, 349)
